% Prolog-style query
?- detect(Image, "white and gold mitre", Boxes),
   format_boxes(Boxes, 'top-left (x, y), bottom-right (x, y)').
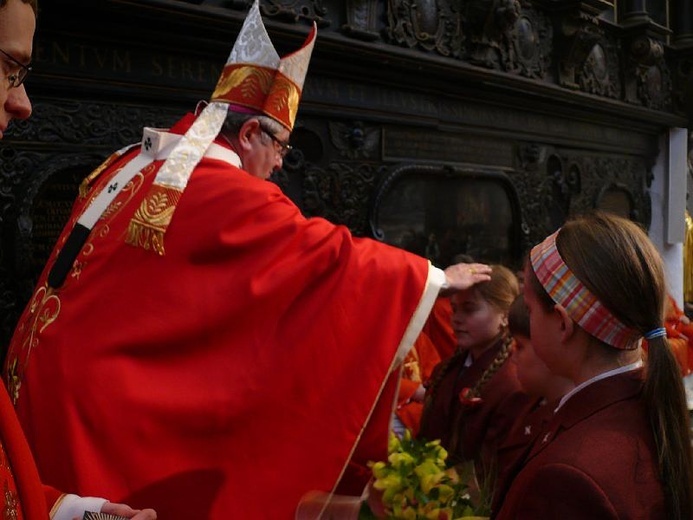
top-left (125, 0), bottom-right (317, 255)
top-left (211, 0), bottom-right (317, 131)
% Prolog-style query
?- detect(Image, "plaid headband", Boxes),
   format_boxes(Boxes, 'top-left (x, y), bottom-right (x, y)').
top-left (530, 230), bottom-right (640, 350)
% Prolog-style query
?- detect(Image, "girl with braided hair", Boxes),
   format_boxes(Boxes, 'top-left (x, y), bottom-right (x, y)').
top-left (496, 212), bottom-right (693, 519)
top-left (418, 264), bottom-right (533, 506)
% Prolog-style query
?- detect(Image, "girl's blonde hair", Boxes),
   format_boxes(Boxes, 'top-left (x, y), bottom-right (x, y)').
top-left (474, 264), bottom-right (520, 315)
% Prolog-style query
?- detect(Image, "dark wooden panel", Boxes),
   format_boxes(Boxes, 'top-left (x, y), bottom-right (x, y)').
top-left (1, 0), bottom-right (689, 356)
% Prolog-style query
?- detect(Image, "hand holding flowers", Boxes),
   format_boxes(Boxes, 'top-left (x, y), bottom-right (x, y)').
top-left (360, 430), bottom-right (486, 520)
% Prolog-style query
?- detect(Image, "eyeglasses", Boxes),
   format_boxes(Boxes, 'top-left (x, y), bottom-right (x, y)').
top-left (259, 125), bottom-right (292, 158)
top-left (0, 48), bottom-right (31, 89)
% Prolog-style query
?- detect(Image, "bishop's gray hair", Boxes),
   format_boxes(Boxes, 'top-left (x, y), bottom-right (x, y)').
top-left (222, 110), bottom-right (285, 138)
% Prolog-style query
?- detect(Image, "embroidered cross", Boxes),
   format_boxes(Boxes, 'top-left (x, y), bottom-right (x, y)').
top-left (144, 136), bottom-right (152, 151)
top-left (107, 182), bottom-right (119, 193)
top-left (542, 432), bottom-right (551, 443)
top-left (524, 425), bottom-right (532, 436)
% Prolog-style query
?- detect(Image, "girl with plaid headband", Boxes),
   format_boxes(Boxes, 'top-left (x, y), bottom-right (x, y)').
top-left (496, 212), bottom-right (693, 520)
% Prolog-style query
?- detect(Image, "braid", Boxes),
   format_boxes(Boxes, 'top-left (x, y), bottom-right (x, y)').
top-left (446, 333), bottom-right (514, 463)
top-left (467, 331), bottom-right (513, 399)
top-left (423, 331), bottom-right (514, 419)
top-left (421, 349), bottom-right (465, 417)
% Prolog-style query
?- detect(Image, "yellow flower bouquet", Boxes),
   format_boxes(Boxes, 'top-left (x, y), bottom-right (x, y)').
top-left (359, 430), bottom-right (488, 520)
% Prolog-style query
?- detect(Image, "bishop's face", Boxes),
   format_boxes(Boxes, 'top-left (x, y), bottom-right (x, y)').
top-left (243, 124), bottom-right (289, 180)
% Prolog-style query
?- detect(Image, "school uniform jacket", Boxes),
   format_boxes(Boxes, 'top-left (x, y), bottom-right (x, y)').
top-left (419, 340), bottom-right (532, 484)
top-left (495, 369), bottom-right (667, 519)
top-left (490, 396), bottom-right (552, 517)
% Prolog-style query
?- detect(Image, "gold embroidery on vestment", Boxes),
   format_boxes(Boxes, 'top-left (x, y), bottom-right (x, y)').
top-left (6, 167), bottom-right (147, 403)
top-left (6, 286), bottom-right (61, 404)
top-left (3, 481), bottom-right (18, 520)
top-left (125, 184), bottom-right (181, 255)
top-left (71, 171), bottom-right (146, 278)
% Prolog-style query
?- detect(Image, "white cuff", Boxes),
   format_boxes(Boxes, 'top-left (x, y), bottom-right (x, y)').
top-left (392, 264), bottom-right (447, 366)
top-left (52, 495), bottom-right (109, 520)
top-left (431, 266), bottom-right (448, 290)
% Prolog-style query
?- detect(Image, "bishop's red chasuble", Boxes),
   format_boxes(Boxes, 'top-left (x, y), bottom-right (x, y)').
top-left (0, 383), bottom-right (56, 520)
top-left (6, 114), bottom-right (441, 519)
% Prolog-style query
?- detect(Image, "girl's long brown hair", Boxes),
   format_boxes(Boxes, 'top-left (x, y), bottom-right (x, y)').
top-left (528, 212), bottom-right (693, 520)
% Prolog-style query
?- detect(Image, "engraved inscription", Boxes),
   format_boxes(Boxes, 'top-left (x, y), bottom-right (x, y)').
top-left (383, 129), bottom-right (514, 167)
top-left (305, 76), bottom-right (655, 155)
top-left (34, 39), bottom-right (223, 88)
top-left (29, 170), bottom-right (84, 274)
top-left (304, 77), bottom-right (439, 114)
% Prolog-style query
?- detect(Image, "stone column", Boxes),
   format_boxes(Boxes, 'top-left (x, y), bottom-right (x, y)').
top-left (620, 0), bottom-right (649, 23)
top-left (671, 0), bottom-right (693, 47)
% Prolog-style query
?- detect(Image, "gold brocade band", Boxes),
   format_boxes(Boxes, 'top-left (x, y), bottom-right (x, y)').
top-left (212, 64), bottom-right (274, 101)
top-left (265, 75), bottom-right (301, 130)
top-left (125, 184), bottom-right (182, 255)
top-left (211, 64), bottom-right (301, 131)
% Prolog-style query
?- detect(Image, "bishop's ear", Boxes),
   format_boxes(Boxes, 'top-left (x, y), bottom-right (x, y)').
top-left (236, 118), bottom-right (262, 151)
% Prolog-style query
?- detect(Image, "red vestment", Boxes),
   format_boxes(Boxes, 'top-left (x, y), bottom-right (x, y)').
top-left (395, 331), bottom-right (441, 437)
top-left (642, 295), bottom-right (693, 376)
top-left (6, 114), bottom-right (441, 519)
top-left (422, 297), bottom-right (456, 360)
top-left (662, 295), bottom-right (693, 375)
top-left (0, 382), bottom-right (59, 520)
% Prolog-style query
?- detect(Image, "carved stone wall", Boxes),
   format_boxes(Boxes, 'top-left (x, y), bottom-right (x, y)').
top-left (1, 99), bottom-right (180, 350)
top-left (0, 0), bottom-right (690, 352)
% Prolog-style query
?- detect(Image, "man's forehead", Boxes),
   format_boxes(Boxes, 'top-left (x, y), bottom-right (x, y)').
top-left (0, 0), bottom-right (36, 63)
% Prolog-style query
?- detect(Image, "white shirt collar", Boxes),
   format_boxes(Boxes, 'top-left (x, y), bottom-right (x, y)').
top-left (554, 359), bottom-right (643, 413)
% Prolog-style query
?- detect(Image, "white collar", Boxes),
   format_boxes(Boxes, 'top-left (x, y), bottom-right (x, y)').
top-left (554, 359), bottom-right (643, 413)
